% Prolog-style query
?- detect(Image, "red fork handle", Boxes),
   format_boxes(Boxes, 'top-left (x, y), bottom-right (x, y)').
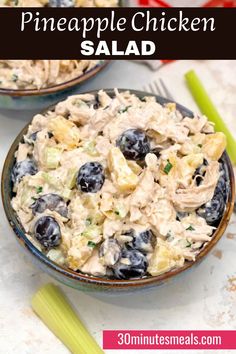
top-left (203, 0), bottom-right (235, 7)
top-left (138, 0), bottom-right (172, 7)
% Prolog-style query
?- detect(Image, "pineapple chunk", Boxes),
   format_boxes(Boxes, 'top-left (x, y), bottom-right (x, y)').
top-left (67, 236), bottom-right (93, 271)
top-left (181, 153), bottom-right (203, 171)
top-left (108, 147), bottom-right (139, 192)
top-left (127, 160), bottom-right (142, 175)
top-left (148, 243), bottom-right (184, 276)
top-left (177, 153), bottom-right (203, 187)
top-left (166, 102), bottom-right (176, 112)
top-left (203, 132), bottom-right (227, 161)
top-left (48, 116), bottom-right (80, 149)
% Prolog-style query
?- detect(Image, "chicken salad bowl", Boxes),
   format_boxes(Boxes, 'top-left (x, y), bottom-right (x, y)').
top-left (0, 60), bottom-right (108, 110)
top-left (2, 89), bottom-right (235, 292)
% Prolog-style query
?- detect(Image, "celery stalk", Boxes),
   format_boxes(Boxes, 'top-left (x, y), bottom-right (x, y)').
top-left (31, 284), bottom-right (104, 354)
top-left (185, 70), bottom-right (236, 165)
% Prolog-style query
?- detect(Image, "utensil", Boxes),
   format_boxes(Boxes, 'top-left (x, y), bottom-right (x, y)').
top-left (143, 78), bottom-right (194, 118)
top-left (2, 89), bottom-right (235, 293)
top-left (143, 78), bottom-right (174, 100)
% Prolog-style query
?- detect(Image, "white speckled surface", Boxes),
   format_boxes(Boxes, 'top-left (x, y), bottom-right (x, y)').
top-left (0, 60), bottom-right (236, 354)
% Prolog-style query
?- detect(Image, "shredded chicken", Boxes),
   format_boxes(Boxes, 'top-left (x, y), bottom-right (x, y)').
top-left (171, 161), bottom-right (220, 212)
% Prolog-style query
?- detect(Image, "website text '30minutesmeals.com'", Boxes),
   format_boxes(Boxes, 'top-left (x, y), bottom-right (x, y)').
top-left (103, 330), bottom-right (236, 350)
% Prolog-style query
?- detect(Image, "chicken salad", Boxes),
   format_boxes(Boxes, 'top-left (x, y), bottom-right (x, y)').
top-left (11, 89), bottom-right (229, 279)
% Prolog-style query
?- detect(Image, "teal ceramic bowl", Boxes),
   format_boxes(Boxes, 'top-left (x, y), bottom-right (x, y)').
top-left (0, 61), bottom-right (108, 110)
top-left (1, 89), bottom-right (235, 293)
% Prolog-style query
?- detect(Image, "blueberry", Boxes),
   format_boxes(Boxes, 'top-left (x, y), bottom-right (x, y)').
top-left (48, 0), bottom-right (74, 6)
top-left (99, 239), bottom-right (121, 266)
top-left (29, 131), bottom-right (39, 142)
top-left (216, 175), bottom-right (228, 202)
top-left (193, 158), bottom-right (209, 186)
top-left (216, 163), bottom-right (229, 202)
top-left (122, 229), bottom-right (135, 237)
top-left (48, 132), bottom-right (54, 138)
top-left (197, 191), bottom-right (225, 226)
top-left (176, 211), bottom-right (189, 221)
top-left (127, 229), bottom-right (155, 253)
top-left (111, 247), bottom-right (148, 279)
top-left (25, 131), bottom-right (53, 144)
top-left (34, 216), bottom-right (61, 248)
top-left (31, 194), bottom-right (68, 218)
top-left (116, 129), bottom-right (150, 161)
top-left (11, 159), bottom-right (38, 185)
top-left (76, 162), bottom-right (105, 193)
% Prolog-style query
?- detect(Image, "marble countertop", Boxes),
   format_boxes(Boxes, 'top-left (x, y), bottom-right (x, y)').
top-left (0, 60), bottom-right (236, 354)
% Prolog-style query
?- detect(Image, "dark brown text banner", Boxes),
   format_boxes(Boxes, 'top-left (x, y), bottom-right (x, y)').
top-left (0, 7), bottom-right (235, 59)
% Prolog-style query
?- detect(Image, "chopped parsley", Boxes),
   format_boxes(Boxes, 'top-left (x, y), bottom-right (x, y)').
top-left (114, 210), bottom-right (120, 216)
top-left (164, 160), bottom-right (173, 175)
top-left (36, 186), bottom-right (43, 194)
top-left (119, 105), bottom-right (131, 114)
top-left (31, 196), bottom-right (37, 202)
top-left (12, 74), bottom-right (18, 82)
top-left (186, 225), bottom-right (195, 231)
top-left (87, 241), bottom-right (96, 248)
top-left (198, 144), bottom-right (203, 148)
top-left (186, 241), bottom-right (192, 248)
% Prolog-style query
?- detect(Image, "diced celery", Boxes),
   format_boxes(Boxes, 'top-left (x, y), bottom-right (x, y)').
top-left (82, 225), bottom-right (102, 241)
top-left (114, 202), bottom-right (128, 219)
top-left (83, 141), bottom-right (99, 157)
top-left (42, 172), bottom-right (60, 187)
top-left (31, 284), bottom-right (104, 354)
top-left (46, 249), bottom-right (65, 265)
top-left (20, 187), bottom-right (34, 206)
top-left (86, 212), bottom-right (105, 226)
top-left (61, 188), bottom-right (73, 201)
top-left (92, 211), bottom-right (105, 225)
top-left (66, 168), bottom-right (78, 189)
top-left (44, 147), bottom-right (62, 169)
